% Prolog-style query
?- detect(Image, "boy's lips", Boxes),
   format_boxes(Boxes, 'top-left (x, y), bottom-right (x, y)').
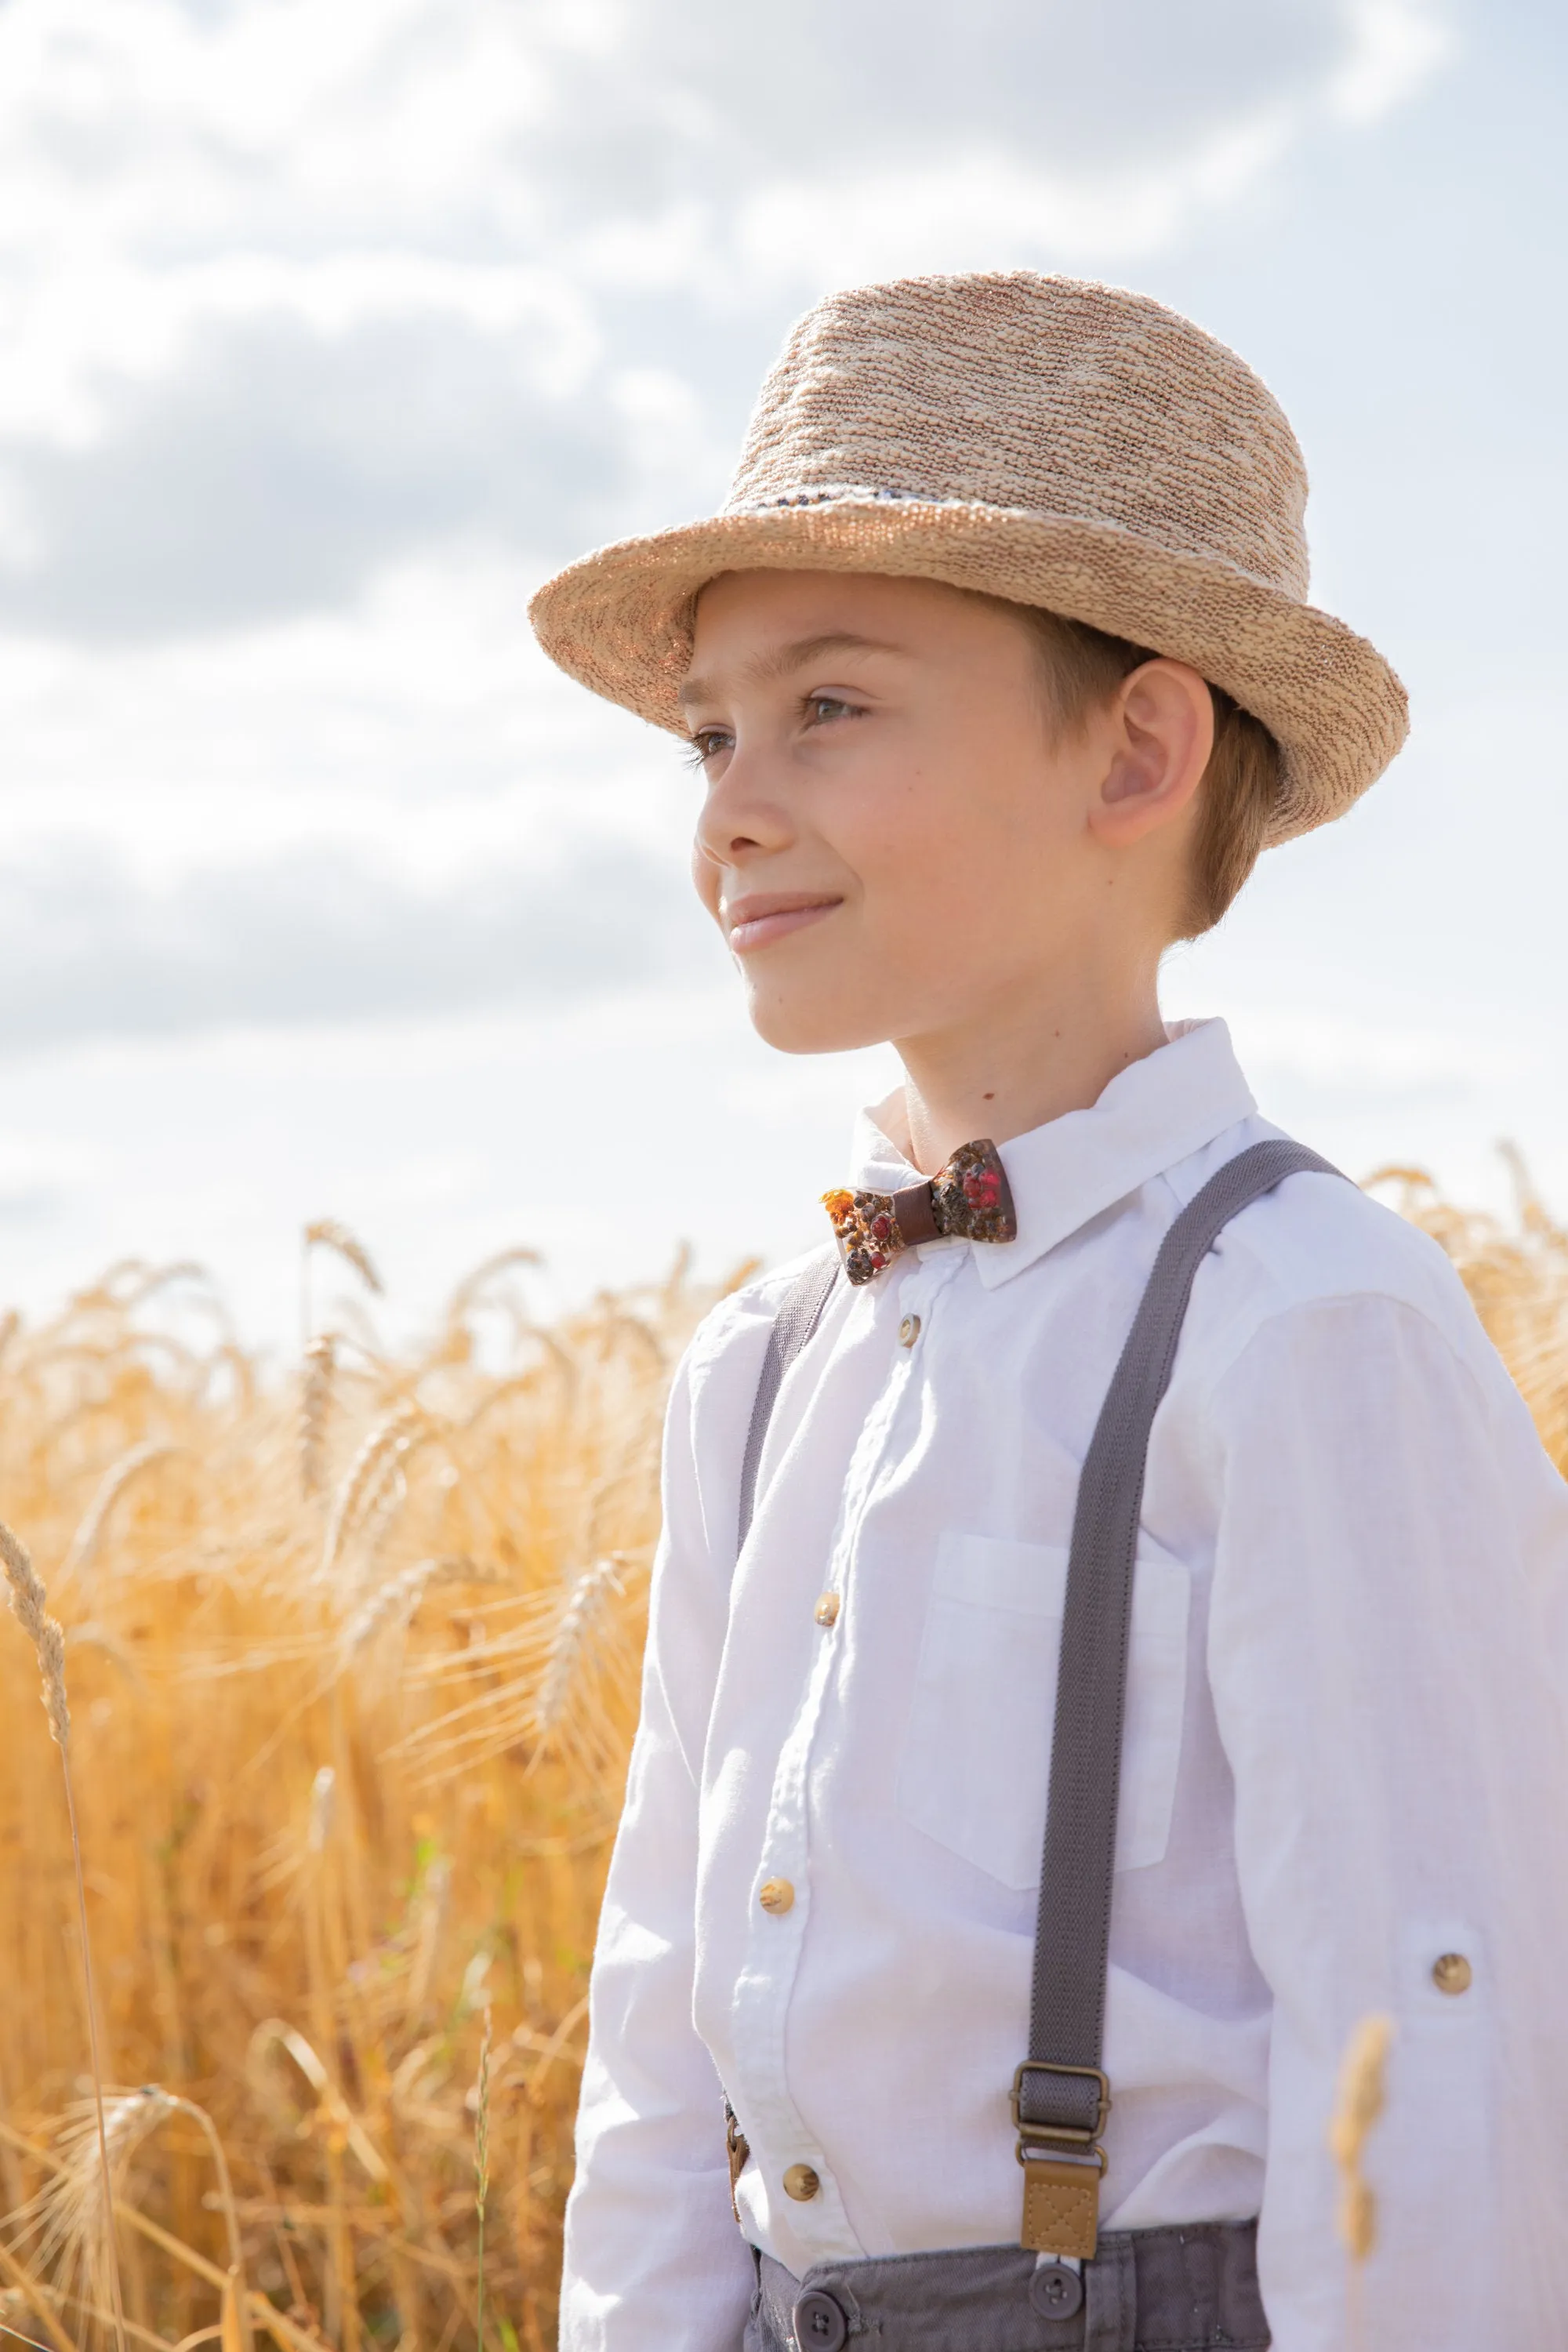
top-left (725, 893), bottom-right (843, 954)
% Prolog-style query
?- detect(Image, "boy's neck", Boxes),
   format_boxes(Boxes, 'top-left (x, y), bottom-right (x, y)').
top-left (894, 967), bottom-right (1170, 1175)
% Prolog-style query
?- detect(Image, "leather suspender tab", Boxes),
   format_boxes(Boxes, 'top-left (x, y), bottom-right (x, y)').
top-left (1022, 2156), bottom-right (1104, 2261)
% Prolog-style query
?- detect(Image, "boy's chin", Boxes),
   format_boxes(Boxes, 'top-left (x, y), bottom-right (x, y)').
top-left (744, 991), bottom-right (891, 1060)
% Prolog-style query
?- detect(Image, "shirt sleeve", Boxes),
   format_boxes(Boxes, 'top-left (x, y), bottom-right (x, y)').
top-left (1207, 1290), bottom-right (1568, 2351)
top-left (557, 1335), bottom-right (757, 2352)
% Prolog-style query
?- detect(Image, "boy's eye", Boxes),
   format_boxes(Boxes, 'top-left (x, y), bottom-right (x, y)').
top-left (685, 727), bottom-right (731, 767)
top-left (804, 695), bottom-right (858, 726)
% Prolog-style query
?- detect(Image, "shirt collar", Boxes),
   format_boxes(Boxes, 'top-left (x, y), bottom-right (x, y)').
top-left (845, 1018), bottom-right (1257, 1290)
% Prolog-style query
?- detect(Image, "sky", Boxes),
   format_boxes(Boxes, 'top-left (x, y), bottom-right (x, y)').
top-left (0, 0), bottom-right (1563, 1351)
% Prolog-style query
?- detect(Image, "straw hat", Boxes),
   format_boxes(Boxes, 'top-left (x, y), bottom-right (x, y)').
top-left (529, 271), bottom-right (1407, 842)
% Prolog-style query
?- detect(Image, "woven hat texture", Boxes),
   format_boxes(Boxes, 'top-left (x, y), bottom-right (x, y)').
top-left (529, 271), bottom-right (1407, 842)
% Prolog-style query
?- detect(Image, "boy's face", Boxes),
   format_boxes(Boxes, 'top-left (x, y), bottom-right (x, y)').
top-left (684, 569), bottom-right (1189, 1058)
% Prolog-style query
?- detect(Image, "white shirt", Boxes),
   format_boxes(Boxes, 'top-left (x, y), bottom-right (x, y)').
top-left (560, 1020), bottom-right (1568, 2352)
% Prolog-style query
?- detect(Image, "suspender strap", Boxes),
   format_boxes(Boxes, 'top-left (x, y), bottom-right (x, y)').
top-left (737, 1247), bottom-right (840, 1556)
top-left (1014, 1138), bottom-right (1341, 2257)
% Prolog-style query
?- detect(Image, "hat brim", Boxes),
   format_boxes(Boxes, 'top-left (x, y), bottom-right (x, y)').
top-left (528, 499), bottom-right (1408, 846)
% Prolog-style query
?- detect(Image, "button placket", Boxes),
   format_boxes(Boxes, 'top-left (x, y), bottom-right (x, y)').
top-left (728, 1257), bottom-right (957, 2262)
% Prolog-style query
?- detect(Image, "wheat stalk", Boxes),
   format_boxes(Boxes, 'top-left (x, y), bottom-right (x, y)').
top-left (60, 1443), bottom-right (187, 1588)
top-left (445, 1248), bottom-right (542, 1332)
top-left (405, 1856), bottom-right (452, 2028)
top-left (245, 2026), bottom-right (389, 2187)
top-left (307, 1766), bottom-right (336, 1855)
top-left (473, 2009), bottom-right (492, 2352)
top-left (165, 2100), bottom-right (253, 2352)
top-left (0, 1523), bottom-right (127, 2352)
top-left (1329, 2012), bottom-right (1394, 2346)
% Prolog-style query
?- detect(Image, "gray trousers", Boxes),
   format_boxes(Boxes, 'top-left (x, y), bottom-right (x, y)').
top-left (745, 2221), bottom-right (1269, 2352)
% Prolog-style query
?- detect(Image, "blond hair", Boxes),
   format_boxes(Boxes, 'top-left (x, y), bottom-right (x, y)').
top-left (1015, 604), bottom-right (1283, 939)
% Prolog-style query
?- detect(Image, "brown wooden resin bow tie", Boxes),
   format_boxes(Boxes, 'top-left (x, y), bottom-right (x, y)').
top-left (822, 1139), bottom-right (1017, 1285)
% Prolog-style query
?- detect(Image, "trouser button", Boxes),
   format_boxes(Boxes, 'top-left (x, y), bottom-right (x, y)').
top-left (1030, 2259), bottom-right (1084, 2318)
top-left (792, 2288), bottom-right (848, 2352)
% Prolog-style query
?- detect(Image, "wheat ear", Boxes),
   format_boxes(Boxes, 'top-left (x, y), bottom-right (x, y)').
top-left (299, 1334), bottom-right (338, 1499)
top-left (319, 1406), bottom-right (426, 1579)
top-left (302, 1219), bottom-right (383, 1347)
top-left (0, 1522), bottom-right (127, 2352)
top-left (60, 1443), bottom-right (185, 1588)
top-left (532, 1557), bottom-right (625, 1748)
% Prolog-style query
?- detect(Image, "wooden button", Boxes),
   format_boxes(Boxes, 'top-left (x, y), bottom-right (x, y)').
top-left (814, 1593), bottom-right (840, 1628)
top-left (782, 2162), bottom-right (821, 2201)
top-left (1432, 1951), bottom-right (1472, 1995)
top-left (898, 1314), bottom-right (921, 1348)
top-left (758, 1876), bottom-right (795, 1915)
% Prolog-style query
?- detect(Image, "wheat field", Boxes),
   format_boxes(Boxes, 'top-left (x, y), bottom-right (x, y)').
top-left (0, 1168), bottom-right (1562, 2352)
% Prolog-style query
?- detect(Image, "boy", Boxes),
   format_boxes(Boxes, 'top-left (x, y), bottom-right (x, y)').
top-left (529, 274), bottom-right (1568, 2350)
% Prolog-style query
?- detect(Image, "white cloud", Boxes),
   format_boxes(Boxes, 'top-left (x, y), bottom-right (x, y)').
top-left (0, 0), bottom-right (1455, 459)
top-left (1330, 0), bottom-right (1454, 124)
top-left (0, 830), bottom-right (705, 1048)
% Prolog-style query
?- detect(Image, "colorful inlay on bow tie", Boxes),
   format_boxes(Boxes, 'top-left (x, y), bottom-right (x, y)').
top-left (822, 1139), bottom-right (1018, 1285)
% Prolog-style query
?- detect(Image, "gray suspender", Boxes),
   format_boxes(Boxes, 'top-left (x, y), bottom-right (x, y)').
top-left (1013, 1136), bottom-right (1339, 2254)
top-left (737, 1247), bottom-right (841, 1555)
top-left (735, 1138), bottom-right (1341, 2254)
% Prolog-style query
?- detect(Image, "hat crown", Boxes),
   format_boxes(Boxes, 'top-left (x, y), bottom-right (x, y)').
top-left (726, 272), bottom-right (1311, 604)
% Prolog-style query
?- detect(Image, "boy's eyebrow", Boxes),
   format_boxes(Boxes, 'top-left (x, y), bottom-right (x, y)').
top-left (677, 631), bottom-right (906, 710)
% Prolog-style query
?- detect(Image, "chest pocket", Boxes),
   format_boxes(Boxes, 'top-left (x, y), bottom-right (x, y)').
top-left (895, 1530), bottom-right (1191, 1889)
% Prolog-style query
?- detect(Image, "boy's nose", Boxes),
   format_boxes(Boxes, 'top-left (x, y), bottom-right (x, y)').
top-left (694, 758), bottom-right (792, 866)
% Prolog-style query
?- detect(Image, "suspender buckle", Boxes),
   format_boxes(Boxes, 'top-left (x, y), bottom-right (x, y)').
top-left (1011, 2063), bottom-right (1110, 2261)
top-left (1011, 2060), bottom-right (1111, 2146)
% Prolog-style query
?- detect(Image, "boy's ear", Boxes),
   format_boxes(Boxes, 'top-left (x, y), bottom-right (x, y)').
top-left (1088, 659), bottom-right (1214, 846)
